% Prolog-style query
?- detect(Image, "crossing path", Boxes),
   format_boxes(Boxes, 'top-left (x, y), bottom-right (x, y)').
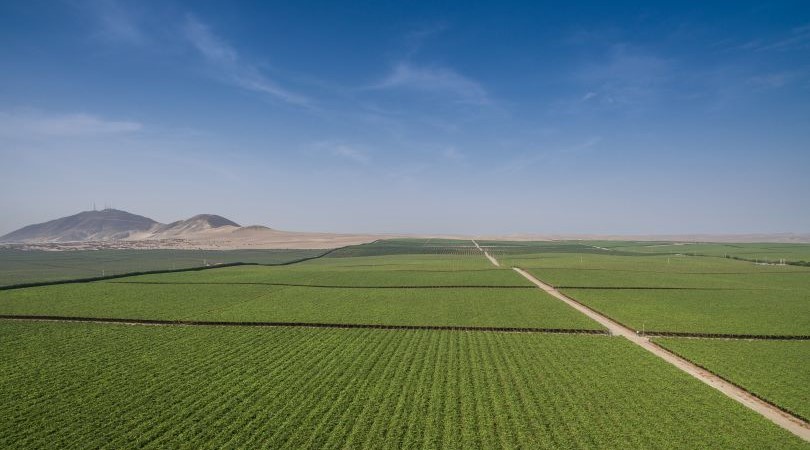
top-left (471, 240), bottom-right (501, 267)
top-left (471, 244), bottom-right (810, 443)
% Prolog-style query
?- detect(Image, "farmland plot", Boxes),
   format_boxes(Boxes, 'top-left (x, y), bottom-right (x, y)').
top-left (655, 338), bottom-right (810, 421)
top-left (0, 248), bottom-right (325, 287)
top-left (0, 282), bottom-right (600, 330)
top-left (116, 265), bottom-right (532, 287)
top-left (561, 288), bottom-right (810, 336)
top-left (0, 283), bottom-right (276, 320)
top-left (192, 286), bottom-right (600, 329)
top-left (0, 322), bottom-right (804, 449)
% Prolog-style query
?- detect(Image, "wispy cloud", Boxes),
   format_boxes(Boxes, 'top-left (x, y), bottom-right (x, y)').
top-left (497, 136), bottom-right (602, 174)
top-left (747, 71), bottom-right (805, 90)
top-left (441, 146), bottom-right (465, 161)
top-left (82, 0), bottom-right (146, 45)
top-left (581, 91), bottom-right (598, 101)
top-left (373, 62), bottom-right (490, 105)
top-left (740, 23), bottom-right (810, 52)
top-left (0, 110), bottom-right (142, 138)
top-left (403, 23), bottom-right (448, 58)
top-left (331, 144), bottom-right (370, 164)
top-left (573, 45), bottom-right (671, 109)
top-left (182, 15), bottom-right (311, 107)
top-left (311, 141), bottom-right (371, 165)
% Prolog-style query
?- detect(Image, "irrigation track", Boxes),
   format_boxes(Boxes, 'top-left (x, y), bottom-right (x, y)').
top-left (511, 266), bottom-right (810, 442)
top-left (0, 315), bottom-right (607, 335)
top-left (107, 281), bottom-right (535, 289)
top-left (471, 240), bottom-right (501, 267)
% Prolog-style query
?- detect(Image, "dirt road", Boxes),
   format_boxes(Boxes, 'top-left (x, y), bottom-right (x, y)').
top-left (513, 267), bottom-right (810, 442)
top-left (471, 240), bottom-right (501, 267)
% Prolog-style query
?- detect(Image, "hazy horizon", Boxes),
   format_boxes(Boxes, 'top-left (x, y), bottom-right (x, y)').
top-left (2, 1), bottom-right (809, 236)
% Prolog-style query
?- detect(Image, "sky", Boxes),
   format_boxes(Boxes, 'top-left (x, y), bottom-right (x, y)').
top-left (1, 0), bottom-right (809, 235)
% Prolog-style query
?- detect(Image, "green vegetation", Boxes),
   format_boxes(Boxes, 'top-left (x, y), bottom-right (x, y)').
top-left (655, 338), bottom-right (810, 420)
top-left (607, 242), bottom-right (810, 264)
top-left (0, 321), bottom-right (804, 449)
top-left (327, 238), bottom-right (480, 257)
top-left (0, 281), bottom-right (599, 329)
top-left (119, 265), bottom-right (531, 287)
top-left (1, 238), bottom-right (808, 447)
top-left (0, 283), bottom-right (273, 320)
top-left (0, 248), bottom-right (327, 286)
top-left (563, 288), bottom-right (810, 336)
top-left (192, 286), bottom-right (598, 328)
top-left (499, 251), bottom-right (810, 336)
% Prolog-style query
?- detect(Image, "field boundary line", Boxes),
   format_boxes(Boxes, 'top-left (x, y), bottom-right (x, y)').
top-left (512, 267), bottom-right (810, 442)
top-left (0, 248), bottom-right (342, 291)
top-left (556, 286), bottom-right (768, 291)
top-left (641, 331), bottom-right (810, 341)
top-left (106, 281), bottom-right (536, 289)
top-left (517, 267), bottom-right (809, 275)
top-left (0, 315), bottom-right (608, 334)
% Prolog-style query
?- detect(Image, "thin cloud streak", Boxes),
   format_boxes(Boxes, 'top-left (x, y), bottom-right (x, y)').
top-left (577, 44), bottom-right (671, 108)
top-left (81, 0), bottom-right (147, 45)
top-left (373, 62), bottom-right (490, 105)
top-left (310, 141), bottom-right (372, 165)
top-left (741, 23), bottom-right (810, 52)
top-left (496, 136), bottom-right (602, 174)
top-left (0, 111), bottom-right (142, 138)
top-left (182, 15), bottom-right (312, 107)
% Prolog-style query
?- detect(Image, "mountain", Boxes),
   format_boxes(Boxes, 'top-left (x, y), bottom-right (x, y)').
top-left (0, 209), bottom-right (381, 249)
top-left (150, 214), bottom-right (241, 238)
top-left (0, 210), bottom-right (239, 243)
top-left (0, 209), bottom-right (159, 243)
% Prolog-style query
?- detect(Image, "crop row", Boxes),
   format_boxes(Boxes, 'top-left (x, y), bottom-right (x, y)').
top-left (0, 322), bottom-right (804, 449)
top-left (117, 266), bottom-right (531, 287)
top-left (561, 288), bottom-right (810, 336)
top-left (0, 283), bottom-right (602, 330)
top-left (654, 338), bottom-right (810, 421)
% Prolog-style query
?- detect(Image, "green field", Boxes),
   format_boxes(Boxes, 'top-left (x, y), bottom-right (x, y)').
top-left (327, 239), bottom-right (481, 257)
top-left (0, 248), bottom-right (327, 287)
top-left (605, 242), bottom-right (810, 264)
top-left (562, 288), bottom-right (810, 335)
top-left (0, 321), bottom-right (804, 449)
top-left (0, 238), bottom-right (808, 447)
top-left (0, 280), bottom-right (599, 329)
top-left (117, 265), bottom-right (531, 287)
top-left (655, 338), bottom-right (810, 421)
top-left (496, 250), bottom-right (810, 336)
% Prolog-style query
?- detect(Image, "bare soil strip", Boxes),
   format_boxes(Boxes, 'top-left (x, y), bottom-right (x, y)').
top-left (513, 267), bottom-right (810, 442)
top-left (472, 240), bottom-right (501, 267)
top-left (0, 315), bottom-right (607, 335)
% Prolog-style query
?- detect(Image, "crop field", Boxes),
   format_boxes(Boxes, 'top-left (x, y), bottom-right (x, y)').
top-left (0, 248), bottom-right (326, 287)
top-left (115, 265), bottom-right (531, 287)
top-left (562, 288), bottom-right (810, 335)
top-left (327, 238), bottom-right (482, 257)
top-left (495, 250), bottom-right (810, 336)
top-left (654, 338), bottom-right (810, 421)
top-left (0, 238), bottom-right (808, 447)
top-left (0, 321), bottom-right (804, 449)
top-left (0, 265), bottom-right (596, 329)
top-left (604, 242), bottom-right (810, 264)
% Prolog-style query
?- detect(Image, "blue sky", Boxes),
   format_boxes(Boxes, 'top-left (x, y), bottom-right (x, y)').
top-left (1, 0), bottom-right (809, 235)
